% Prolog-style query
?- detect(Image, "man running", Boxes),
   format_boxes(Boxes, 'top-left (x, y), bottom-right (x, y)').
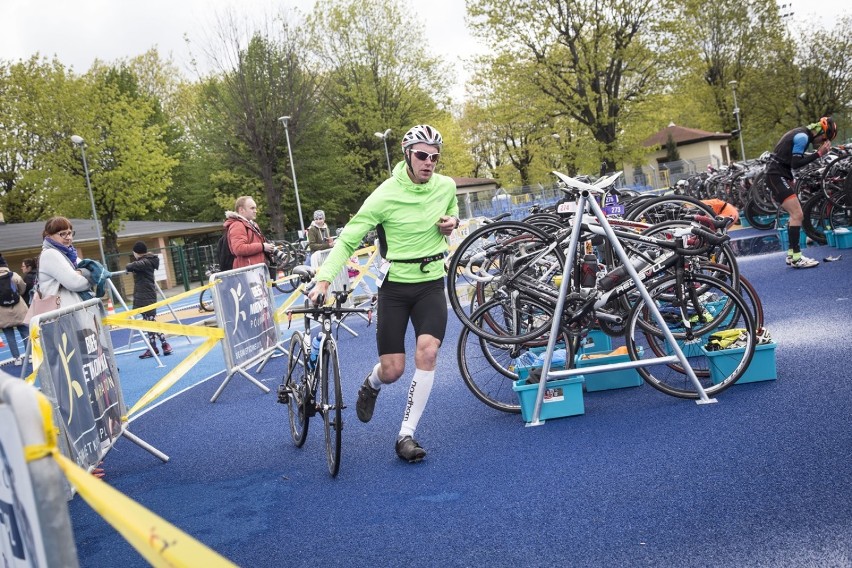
top-left (765, 116), bottom-right (837, 268)
top-left (308, 124), bottom-right (459, 463)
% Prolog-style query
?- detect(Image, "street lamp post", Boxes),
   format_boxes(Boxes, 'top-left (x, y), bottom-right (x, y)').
top-left (729, 80), bottom-right (746, 162)
top-left (278, 116), bottom-right (306, 236)
top-left (70, 135), bottom-right (108, 267)
top-left (374, 128), bottom-right (392, 175)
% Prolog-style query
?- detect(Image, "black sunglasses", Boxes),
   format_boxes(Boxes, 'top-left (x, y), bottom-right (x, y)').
top-left (410, 150), bottom-right (440, 163)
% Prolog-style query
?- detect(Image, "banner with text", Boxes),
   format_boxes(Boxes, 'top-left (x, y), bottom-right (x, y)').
top-left (212, 264), bottom-right (280, 370)
top-left (34, 299), bottom-right (125, 471)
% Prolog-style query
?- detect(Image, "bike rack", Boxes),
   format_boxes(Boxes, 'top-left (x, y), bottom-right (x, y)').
top-left (528, 172), bottom-right (716, 427)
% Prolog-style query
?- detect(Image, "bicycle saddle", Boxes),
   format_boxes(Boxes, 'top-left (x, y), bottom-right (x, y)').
top-left (292, 265), bottom-right (316, 282)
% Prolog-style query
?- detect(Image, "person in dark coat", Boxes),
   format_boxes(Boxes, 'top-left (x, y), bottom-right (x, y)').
top-left (126, 241), bottom-right (171, 359)
top-left (20, 258), bottom-right (37, 306)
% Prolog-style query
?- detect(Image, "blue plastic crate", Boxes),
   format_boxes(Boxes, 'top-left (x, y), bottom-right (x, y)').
top-left (574, 347), bottom-right (643, 391)
top-left (513, 376), bottom-right (585, 422)
top-left (835, 229), bottom-right (852, 249)
top-left (580, 328), bottom-right (612, 355)
top-left (777, 227), bottom-right (807, 250)
top-left (703, 342), bottom-right (777, 384)
top-left (825, 229), bottom-right (836, 247)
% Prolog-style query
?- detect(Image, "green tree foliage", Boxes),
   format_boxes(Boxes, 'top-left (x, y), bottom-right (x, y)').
top-left (0, 57), bottom-right (80, 222)
top-left (791, 15), bottom-right (852, 135)
top-left (193, 12), bottom-right (338, 236)
top-left (306, 0), bottom-right (454, 207)
top-left (60, 63), bottom-right (177, 265)
top-left (672, 0), bottom-right (793, 159)
top-left (467, 0), bottom-right (674, 172)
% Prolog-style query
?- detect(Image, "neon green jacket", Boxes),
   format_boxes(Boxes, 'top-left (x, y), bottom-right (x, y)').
top-left (316, 161), bottom-right (459, 284)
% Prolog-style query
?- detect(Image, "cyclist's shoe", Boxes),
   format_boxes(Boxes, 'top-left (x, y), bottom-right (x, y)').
top-left (162, 342), bottom-right (173, 355)
top-left (139, 348), bottom-right (159, 359)
top-left (395, 435), bottom-right (426, 463)
top-left (356, 376), bottom-right (380, 423)
top-left (785, 254), bottom-right (793, 266)
top-left (790, 255), bottom-right (819, 269)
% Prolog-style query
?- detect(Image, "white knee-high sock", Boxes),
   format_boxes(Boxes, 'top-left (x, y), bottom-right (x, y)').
top-left (399, 368), bottom-right (435, 438)
top-left (367, 363), bottom-right (382, 390)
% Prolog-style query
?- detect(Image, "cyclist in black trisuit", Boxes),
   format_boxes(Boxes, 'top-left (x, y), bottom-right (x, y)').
top-left (765, 116), bottom-right (837, 268)
top-left (308, 125), bottom-right (459, 463)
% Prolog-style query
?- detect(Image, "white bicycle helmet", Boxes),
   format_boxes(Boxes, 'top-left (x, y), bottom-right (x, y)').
top-left (313, 210), bottom-right (325, 220)
top-left (401, 124), bottom-right (443, 150)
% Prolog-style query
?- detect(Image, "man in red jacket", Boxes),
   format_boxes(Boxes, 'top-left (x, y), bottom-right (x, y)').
top-left (223, 196), bottom-right (276, 270)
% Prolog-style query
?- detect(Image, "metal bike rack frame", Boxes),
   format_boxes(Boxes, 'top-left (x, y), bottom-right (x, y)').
top-left (529, 173), bottom-right (716, 427)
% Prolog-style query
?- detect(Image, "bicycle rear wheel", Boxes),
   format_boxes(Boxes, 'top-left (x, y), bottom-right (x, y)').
top-left (625, 273), bottom-right (756, 399)
top-left (198, 288), bottom-right (214, 312)
top-left (322, 340), bottom-right (343, 476)
top-left (285, 331), bottom-right (310, 447)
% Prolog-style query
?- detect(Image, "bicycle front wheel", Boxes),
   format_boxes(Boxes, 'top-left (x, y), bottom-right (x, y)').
top-left (625, 273), bottom-right (756, 399)
top-left (321, 340), bottom-right (343, 476)
top-left (286, 331), bottom-right (310, 447)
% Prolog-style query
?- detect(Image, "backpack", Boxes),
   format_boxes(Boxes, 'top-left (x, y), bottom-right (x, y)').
top-left (0, 273), bottom-right (20, 306)
top-left (217, 233), bottom-right (235, 271)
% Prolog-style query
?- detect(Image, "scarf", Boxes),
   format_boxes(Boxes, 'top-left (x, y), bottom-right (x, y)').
top-left (44, 237), bottom-right (79, 267)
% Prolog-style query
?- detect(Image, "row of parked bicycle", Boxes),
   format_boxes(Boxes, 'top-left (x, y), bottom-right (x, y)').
top-left (673, 147), bottom-right (852, 242)
top-left (450, 172), bottom-right (764, 414)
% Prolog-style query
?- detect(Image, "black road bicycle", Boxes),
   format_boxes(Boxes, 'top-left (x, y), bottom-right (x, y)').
top-left (277, 266), bottom-right (373, 477)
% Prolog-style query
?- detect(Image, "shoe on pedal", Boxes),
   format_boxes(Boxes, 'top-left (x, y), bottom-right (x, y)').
top-left (395, 435), bottom-right (426, 463)
top-left (162, 342), bottom-right (173, 355)
top-left (356, 376), bottom-right (380, 423)
top-left (790, 255), bottom-right (818, 269)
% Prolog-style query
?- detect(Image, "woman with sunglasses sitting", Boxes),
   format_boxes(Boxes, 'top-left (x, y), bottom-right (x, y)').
top-left (36, 217), bottom-right (96, 308)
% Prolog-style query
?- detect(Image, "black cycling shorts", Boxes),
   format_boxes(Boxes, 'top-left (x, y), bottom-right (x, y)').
top-left (766, 174), bottom-right (796, 204)
top-left (376, 277), bottom-right (447, 355)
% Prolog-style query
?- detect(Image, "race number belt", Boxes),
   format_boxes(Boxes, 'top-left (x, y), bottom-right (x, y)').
top-left (389, 254), bottom-right (445, 272)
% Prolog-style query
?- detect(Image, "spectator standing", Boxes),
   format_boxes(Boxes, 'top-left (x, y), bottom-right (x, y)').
top-left (37, 217), bottom-right (94, 308)
top-left (223, 196), bottom-right (276, 270)
top-left (0, 254), bottom-right (28, 366)
top-left (125, 241), bottom-right (172, 359)
top-left (20, 258), bottom-right (38, 306)
top-left (307, 210), bottom-right (334, 252)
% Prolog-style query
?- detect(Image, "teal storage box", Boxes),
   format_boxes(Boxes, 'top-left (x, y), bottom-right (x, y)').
top-left (580, 328), bottom-right (612, 354)
top-left (825, 229), bottom-right (836, 247)
top-left (574, 347), bottom-right (643, 391)
top-left (513, 376), bottom-right (585, 422)
top-left (777, 227), bottom-right (807, 250)
top-left (516, 346), bottom-right (567, 381)
top-left (738, 212), bottom-right (749, 228)
top-left (834, 229), bottom-right (852, 249)
top-left (703, 342), bottom-right (777, 384)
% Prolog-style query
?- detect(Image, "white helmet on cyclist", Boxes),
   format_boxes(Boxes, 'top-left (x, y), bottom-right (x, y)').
top-left (313, 210), bottom-right (325, 221)
top-left (401, 124), bottom-right (443, 150)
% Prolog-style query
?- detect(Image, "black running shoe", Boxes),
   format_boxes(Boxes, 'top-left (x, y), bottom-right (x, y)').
top-left (356, 376), bottom-right (380, 423)
top-left (395, 435), bottom-right (426, 463)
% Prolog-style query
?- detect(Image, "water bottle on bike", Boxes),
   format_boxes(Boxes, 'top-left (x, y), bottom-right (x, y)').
top-left (309, 335), bottom-right (322, 369)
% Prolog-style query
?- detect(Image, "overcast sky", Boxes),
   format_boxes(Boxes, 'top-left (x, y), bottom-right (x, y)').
top-left (2, 0), bottom-right (849, 103)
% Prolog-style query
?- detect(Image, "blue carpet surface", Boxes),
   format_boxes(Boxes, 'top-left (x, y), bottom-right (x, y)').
top-left (56, 245), bottom-right (852, 566)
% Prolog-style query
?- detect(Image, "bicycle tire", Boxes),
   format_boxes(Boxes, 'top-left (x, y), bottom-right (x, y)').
top-left (447, 221), bottom-right (564, 342)
top-left (286, 331), bottom-right (310, 447)
top-left (321, 340), bottom-right (343, 476)
top-left (625, 273), bottom-right (756, 399)
top-left (457, 316), bottom-right (575, 414)
top-left (743, 199), bottom-right (777, 231)
top-left (198, 288), bottom-right (214, 312)
top-left (801, 192), bottom-right (828, 244)
top-left (625, 195), bottom-right (715, 224)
